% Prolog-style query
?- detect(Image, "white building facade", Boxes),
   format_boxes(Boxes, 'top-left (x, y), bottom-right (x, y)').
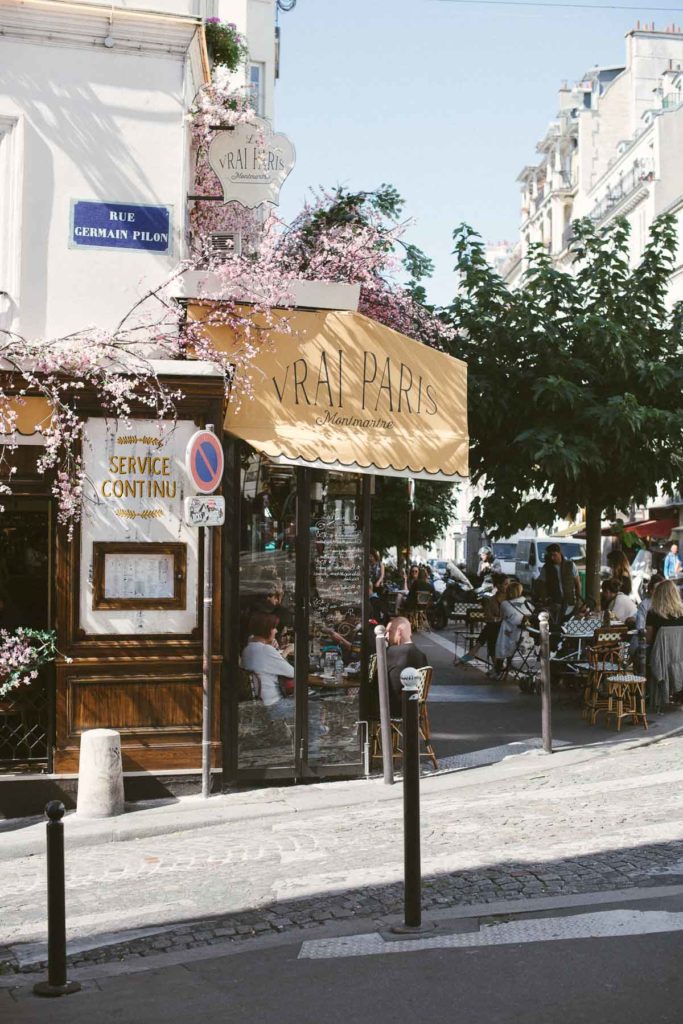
top-left (0, 0), bottom-right (278, 343)
top-left (503, 24), bottom-right (683, 304)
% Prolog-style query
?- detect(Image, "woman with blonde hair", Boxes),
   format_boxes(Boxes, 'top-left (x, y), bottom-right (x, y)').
top-left (494, 580), bottom-right (533, 679)
top-left (645, 579), bottom-right (683, 644)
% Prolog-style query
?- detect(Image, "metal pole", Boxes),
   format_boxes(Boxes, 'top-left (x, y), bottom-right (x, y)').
top-left (401, 667), bottom-right (421, 929)
top-left (33, 802), bottom-right (80, 997)
top-left (539, 610), bottom-right (553, 754)
top-left (374, 624), bottom-right (394, 785)
top-left (407, 506), bottom-right (412, 569)
top-left (201, 424), bottom-right (216, 800)
top-left (202, 522), bottom-right (213, 798)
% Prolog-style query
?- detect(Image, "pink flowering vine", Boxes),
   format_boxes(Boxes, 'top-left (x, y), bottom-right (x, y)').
top-left (0, 628), bottom-right (60, 697)
top-left (0, 80), bottom-right (451, 535)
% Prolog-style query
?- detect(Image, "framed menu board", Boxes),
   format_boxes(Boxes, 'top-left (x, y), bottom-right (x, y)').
top-left (92, 542), bottom-right (187, 610)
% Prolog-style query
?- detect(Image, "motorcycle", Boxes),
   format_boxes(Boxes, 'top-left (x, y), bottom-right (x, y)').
top-left (427, 566), bottom-right (479, 630)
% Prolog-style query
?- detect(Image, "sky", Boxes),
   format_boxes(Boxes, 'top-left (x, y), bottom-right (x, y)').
top-left (274, 0), bottom-right (665, 304)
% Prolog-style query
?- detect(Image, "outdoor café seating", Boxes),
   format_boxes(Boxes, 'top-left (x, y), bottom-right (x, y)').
top-left (369, 664), bottom-right (438, 771)
top-left (408, 590), bottom-right (432, 633)
top-left (605, 672), bottom-right (648, 731)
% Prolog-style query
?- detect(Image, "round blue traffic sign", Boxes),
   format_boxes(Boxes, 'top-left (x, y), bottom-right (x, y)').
top-left (186, 430), bottom-right (224, 494)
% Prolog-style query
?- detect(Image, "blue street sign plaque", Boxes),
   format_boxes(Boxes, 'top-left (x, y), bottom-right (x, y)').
top-left (70, 200), bottom-right (172, 253)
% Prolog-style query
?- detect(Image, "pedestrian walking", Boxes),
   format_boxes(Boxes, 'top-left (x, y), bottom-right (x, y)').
top-left (532, 542), bottom-right (582, 623)
top-left (663, 542), bottom-right (682, 579)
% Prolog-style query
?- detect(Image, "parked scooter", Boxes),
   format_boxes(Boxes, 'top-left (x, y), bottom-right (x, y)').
top-left (428, 564), bottom-right (479, 630)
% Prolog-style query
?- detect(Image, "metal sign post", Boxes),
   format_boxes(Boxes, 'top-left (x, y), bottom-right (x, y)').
top-left (185, 426), bottom-right (224, 799)
top-left (374, 624), bottom-right (394, 785)
top-left (539, 611), bottom-right (553, 754)
top-left (201, 522), bottom-right (213, 799)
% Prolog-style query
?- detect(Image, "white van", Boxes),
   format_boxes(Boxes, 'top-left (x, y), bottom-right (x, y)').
top-left (492, 540), bottom-right (517, 576)
top-left (515, 537), bottom-right (586, 592)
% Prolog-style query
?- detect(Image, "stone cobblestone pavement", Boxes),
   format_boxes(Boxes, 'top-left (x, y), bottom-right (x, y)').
top-left (1, 734), bottom-right (682, 976)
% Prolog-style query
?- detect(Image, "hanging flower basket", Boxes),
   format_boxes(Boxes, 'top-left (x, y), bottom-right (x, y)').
top-left (204, 18), bottom-right (248, 72)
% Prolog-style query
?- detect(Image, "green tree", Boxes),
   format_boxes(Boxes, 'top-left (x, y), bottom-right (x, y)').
top-left (371, 478), bottom-right (459, 563)
top-left (444, 214), bottom-right (683, 602)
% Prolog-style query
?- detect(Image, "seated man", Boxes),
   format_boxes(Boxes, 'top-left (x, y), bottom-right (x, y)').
top-left (385, 616), bottom-right (428, 718)
top-left (601, 578), bottom-right (637, 627)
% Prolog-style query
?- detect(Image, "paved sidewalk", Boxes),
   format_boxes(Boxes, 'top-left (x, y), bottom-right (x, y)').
top-left (1, 731), bottom-right (682, 978)
top-left (2, 709), bottom-right (681, 861)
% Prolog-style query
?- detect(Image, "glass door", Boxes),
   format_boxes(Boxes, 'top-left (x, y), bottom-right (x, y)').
top-left (236, 454), bottom-right (298, 773)
top-left (304, 470), bottom-right (364, 776)
top-left (230, 449), bottom-right (365, 780)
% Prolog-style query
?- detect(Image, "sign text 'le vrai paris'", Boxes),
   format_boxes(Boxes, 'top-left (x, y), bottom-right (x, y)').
top-left (208, 116), bottom-right (295, 209)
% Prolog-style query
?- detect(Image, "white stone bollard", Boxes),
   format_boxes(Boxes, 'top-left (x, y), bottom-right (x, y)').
top-left (76, 729), bottom-right (125, 818)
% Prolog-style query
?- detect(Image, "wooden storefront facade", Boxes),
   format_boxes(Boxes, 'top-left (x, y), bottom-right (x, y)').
top-left (1, 372), bottom-right (225, 788)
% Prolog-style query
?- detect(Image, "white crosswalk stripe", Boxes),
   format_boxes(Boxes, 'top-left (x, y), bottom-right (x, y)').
top-left (299, 909), bottom-right (683, 959)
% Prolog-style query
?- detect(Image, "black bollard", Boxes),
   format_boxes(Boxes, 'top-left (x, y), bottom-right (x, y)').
top-left (400, 667), bottom-right (422, 929)
top-left (33, 801), bottom-right (81, 998)
top-left (539, 611), bottom-right (553, 754)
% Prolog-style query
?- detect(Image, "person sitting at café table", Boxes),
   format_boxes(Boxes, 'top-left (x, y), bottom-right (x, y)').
top-left (606, 549), bottom-right (633, 595)
top-left (241, 611), bottom-right (295, 713)
top-left (384, 616), bottom-right (428, 718)
top-left (397, 564), bottom-right (420, 610)
top-left (403, 566), bottom-right (434, 612)
top-left (532, 543), bottom-right (582, 623)
top-left (630, 572), bottom-right (664, 659)
top-left (456, 572), bottom-right (508, 673)
top-left (600, 578), bottom-right (637, 627)
top-left (494, 580), bottom-right (534, 678)
top-left (645, 578), bottom-right (683, 644)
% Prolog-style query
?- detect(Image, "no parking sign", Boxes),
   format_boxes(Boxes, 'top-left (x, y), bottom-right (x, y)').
top-left (185, 430), bottom-right (224, 495)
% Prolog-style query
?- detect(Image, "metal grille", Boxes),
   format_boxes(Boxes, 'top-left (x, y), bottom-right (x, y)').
top-left (209, 232), bottom-right (237, 257)
top-left (0, 671), bottom-right (49, 770)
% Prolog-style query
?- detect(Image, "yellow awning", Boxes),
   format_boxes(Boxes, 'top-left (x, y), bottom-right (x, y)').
top-left (189, 306), bottom-right (468, 481)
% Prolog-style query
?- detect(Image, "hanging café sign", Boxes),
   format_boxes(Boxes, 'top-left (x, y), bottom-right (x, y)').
top-left (207, 116), bottom-right (295, 209)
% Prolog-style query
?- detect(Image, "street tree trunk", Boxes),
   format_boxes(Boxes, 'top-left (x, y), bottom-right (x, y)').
top-left (585, 503), bottom-right (603, 607)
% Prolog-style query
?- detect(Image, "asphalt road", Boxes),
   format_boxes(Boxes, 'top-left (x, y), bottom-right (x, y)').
top-left (6, 895), bottom-right (683, 1023)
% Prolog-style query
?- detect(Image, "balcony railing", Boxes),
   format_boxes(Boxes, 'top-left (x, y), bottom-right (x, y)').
top-left (589, 159), bottom-right (654, 224)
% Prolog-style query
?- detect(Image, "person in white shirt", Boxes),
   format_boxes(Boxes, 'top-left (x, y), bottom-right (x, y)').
top-left (601, 578), bottom-right (637, 626)
top-left (241, 611), bottom-right (294, 711)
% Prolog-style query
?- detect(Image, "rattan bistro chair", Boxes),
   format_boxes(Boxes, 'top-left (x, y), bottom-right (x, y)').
top-left (409, 590), bottom-right (432, 633)
top-left (370, 665), bottom-right (438, 771)
top-left (416, 665), bottom-right (438, 770)
top-left (583, 643), bottom-right (625, 725)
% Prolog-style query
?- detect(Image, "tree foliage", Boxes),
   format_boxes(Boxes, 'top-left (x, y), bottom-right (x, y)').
top-left (371, 478), bottom-right (459, 559)
top-left (443, 214), bottom-right (683, 596)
